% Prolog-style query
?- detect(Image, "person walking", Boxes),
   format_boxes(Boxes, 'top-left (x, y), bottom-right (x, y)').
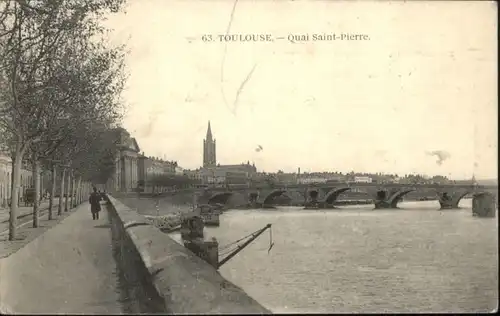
top-left (89, 187), bottom-right (102, 220)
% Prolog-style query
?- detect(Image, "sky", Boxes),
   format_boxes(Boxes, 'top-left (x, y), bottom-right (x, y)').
top-left (104, 0), bottom-right (497, 180)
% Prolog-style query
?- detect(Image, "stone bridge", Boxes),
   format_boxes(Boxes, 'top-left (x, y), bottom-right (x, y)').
top-left (196, 183), bottom-right (498, 210)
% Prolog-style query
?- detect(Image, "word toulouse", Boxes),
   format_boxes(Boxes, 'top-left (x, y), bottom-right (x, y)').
top-left (203, 34), bottom-right (274, 42)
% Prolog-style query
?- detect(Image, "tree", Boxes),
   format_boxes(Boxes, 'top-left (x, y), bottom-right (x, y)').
top-left (67, 124), bottom-right (122, 184)
top-left (0, 0), bottom-right (127, 239)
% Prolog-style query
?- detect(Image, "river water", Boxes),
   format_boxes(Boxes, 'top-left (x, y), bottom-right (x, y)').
top-left (167, 199), bottom-right (498, 313)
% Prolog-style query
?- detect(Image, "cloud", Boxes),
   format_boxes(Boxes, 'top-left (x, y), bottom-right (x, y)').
top-left (426, 150), bottom-right (451, 165)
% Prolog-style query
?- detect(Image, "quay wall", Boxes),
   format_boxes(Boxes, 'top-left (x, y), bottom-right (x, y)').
top-left (106, 194), bottom-right (271, 314)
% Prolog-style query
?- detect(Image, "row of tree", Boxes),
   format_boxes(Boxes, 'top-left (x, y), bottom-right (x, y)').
top-left (0, 0), bottom-right (128, 240)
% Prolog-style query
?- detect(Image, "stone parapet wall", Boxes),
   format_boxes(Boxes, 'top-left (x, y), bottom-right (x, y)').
top-left (107, 194), bottom-right (271, 314)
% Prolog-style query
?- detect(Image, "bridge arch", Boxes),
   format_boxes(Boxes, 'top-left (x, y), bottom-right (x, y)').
top-left (452, 191), bottom-right (473, 207)
top-left (308, 189), bottom-right (319, 195)
top-left (437, 190), bottom-right (473, 208)
top-left (308, 190), bottom-right (319, 200)
top-left (388, 189), bottom-right (415, 208)
top-left (208, 192), bottom-right (233, 205)
top-left (262, 190), bottom-right (287, 205)
top-left (324, 187), bottom-right (351, 204)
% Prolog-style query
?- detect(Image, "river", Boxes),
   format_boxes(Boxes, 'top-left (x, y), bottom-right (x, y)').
top-left (167, 199), bottom-right (497, 313)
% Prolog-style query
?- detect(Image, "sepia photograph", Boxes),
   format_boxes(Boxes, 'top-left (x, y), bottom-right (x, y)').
top-left (0, 0), bottom-right (497, 314)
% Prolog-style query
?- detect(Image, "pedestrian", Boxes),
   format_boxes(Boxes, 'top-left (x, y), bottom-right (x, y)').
top-left (89, 187), bottom-right (101, 220)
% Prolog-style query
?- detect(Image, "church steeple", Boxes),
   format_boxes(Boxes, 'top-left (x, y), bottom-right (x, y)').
top-left (203, 120), bottom-right (216, 167)
top-left (206, 120), bottom-right (213, 140)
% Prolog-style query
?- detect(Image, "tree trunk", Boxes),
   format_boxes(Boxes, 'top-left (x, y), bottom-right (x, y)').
top-left (83, 181), bottom-right (87, 203)
top-left (48, 165), bottom-right (56, 220)
top-left (73, 177), bottom-right (80, 208)
top-left (40, 171), bottom-right (44, 204)
top-left (82, 182), bottom-right (85, 203)
top-left (71, 174), bottom-right (75, 207)
top-left (73, 176), bottom-right (77, 207)
top-left (86, 182), bottom-right (90, 203)
top-left (64, 171), bottom-right (71, 212)
top-left (68, 173), bottom-right (73, 208)
top-left (58, 168), bottom-right (65, 216)
top-left (75, 177), bottom-right (79, 206)
top-left (70, 173), bottom-right (75, 208)
top-left (81, 179), bottom-right (85, 204)
top-left (79, 178), bottom-right (83, 204)
top-left (9, 143), bottom-right (27, 241)
top-left (32, 158), bottom-right (40, 228)
top-left (78, 180), bottom-right (83, 204)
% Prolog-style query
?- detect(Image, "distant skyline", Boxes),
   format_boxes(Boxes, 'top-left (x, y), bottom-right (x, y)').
top-left (104, 0), bottom-right (497, 180)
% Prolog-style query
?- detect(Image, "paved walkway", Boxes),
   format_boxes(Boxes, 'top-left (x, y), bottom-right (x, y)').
top-left (0, 203), bottom-right (125, 314)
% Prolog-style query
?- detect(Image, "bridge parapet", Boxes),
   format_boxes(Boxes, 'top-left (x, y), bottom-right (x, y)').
top-left (139, 183), bottom-right (497, 210)
top-left (106, 195), bottom-right (271, 314)
top-left (161, 183), bottom-right (495, 197)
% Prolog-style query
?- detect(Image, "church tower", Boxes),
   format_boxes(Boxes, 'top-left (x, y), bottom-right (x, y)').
top-left (203, 121), bottom-right (216, 167)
